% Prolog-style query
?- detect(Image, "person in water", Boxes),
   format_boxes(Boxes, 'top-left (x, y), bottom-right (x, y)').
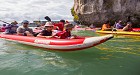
top-left (17, 20), bottom-right (34, 36)
top-left (4, 21), bottom-right (18, 34)
top-left (122, 22), bottom-right (133, 31)
top-left (56, 23), bottom-right (77, 39)
top-left (115, 20), bottom-right (124, 29)
top-left (101, 21), bottom-right (112, 31)
top-left (37, 22), bottom-right (54, 38)
top-left (54, 19), bottom-right (65, 31)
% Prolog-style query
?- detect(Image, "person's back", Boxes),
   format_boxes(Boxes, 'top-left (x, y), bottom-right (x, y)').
top-left (101, 21), bottom-right (111, 31)
top-left (4, 21), bottom-right (18, 34)
top-left (115, 20), bottom-right (124, 29)
top-left (122, 22), bottom-right (132, 31)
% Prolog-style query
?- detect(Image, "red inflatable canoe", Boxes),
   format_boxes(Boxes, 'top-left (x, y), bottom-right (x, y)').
top-left (133, 28), bottom-right (140, 32)
top-left (0, 34), bottom-right (113, 51)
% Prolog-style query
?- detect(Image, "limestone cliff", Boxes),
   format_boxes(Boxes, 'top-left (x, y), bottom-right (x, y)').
top-left (73, 0), bottom-right (140, 26)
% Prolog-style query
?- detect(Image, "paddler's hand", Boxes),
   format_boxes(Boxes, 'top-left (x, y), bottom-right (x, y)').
top-left (72, 35), bottom-right (77, 38)
top-left (52, 36), bottom-right (60, 38)
top-left (45, 36), bottom-right (52, 38)
top-left (25, 31), bottom-right (33, 36)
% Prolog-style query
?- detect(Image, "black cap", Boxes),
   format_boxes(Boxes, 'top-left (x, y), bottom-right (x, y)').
top-left (60, 19), bottom-right (65, 23)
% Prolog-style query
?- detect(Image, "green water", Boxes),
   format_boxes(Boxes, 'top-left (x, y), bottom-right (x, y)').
top-left (0, 31), bottom-right (140, 75)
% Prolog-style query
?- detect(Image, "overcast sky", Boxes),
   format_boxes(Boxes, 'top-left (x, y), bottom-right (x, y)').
top-left (0, 0), bottom-right (74, 23)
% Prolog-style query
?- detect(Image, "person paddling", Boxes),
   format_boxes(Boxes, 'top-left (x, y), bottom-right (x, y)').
top-left (17, 20), bottom-right (34, 36)
top-left (122, 22), bottom-right (133, 31)
top-left (101, 21), bottom-right (112, 31)
top-left (4, 21), bottom-right (18, 34)
top-left (55, 23), bottom-right (77, 39)
top-left (54, 19), bottom-right (65, 31)
top-left (115, 20), bottom-right (124, 29)
top-left (37, 22), bottom-right (54, 38)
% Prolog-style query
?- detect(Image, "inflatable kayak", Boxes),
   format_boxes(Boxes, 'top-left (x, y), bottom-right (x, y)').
top-left (133, 28), bottom-right (140, 32)
top-left (96, 30), bottom-right (140, 36)
top-left (0, 34), bottom-right (113, 51)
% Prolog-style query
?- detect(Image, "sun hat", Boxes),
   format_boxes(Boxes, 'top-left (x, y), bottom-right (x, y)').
top-left (22, 20), bottom-right (29, 24)
top-left (44, 22), bottom-right (54, 27)
top-left (65, 23), bottom-right (74, 29)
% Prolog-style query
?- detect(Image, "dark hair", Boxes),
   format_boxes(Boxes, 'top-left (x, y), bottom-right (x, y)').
top-left (37, 25), bottom-right (40, 27)
top-left (3, 24), bottom-right (6, 26)
top-left (105, 20), bottom-right (110, 24)
top-left (60, 19), bottom-right (65, 23)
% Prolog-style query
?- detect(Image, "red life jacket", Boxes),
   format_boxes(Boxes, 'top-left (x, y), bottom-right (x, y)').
top-left (56, 30), bottom-right (71, 39)
top-left (54, 22), bottom-right (64, 31)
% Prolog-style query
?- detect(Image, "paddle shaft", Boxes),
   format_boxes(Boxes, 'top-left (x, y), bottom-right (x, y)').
top-left (0, 20), bottom-right (10, 24)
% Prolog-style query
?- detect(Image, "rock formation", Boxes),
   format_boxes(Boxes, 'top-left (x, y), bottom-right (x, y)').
top-left (73, 0), bottom-right (140, 26)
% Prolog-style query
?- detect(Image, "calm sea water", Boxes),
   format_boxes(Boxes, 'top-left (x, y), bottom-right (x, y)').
top-left (0, 31), bottom-right (140, 75)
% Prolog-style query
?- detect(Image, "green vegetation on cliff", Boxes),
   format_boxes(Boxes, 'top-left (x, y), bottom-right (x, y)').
top-left (71, 7), bottom-right (79, 22)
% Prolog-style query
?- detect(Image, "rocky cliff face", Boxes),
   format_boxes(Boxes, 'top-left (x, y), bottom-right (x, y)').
top-left (73, 0), bottom-right (140, 26)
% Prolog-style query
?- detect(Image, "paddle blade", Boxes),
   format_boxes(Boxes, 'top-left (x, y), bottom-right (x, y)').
top-left (44, 16), bottom-right (51, 21)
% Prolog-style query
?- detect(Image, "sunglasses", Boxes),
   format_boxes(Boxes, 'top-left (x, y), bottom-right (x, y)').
top-left (24, 23), bottom-right (29, 24)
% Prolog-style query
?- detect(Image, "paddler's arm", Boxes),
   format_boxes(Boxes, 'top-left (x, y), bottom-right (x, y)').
top-left (102, 24), bottom-right (112, 31)
top-left (16, 27), bottom-right (25, 35)
top-left (37, 33), bottom-right (53, 38)
top-left (103, 26), bottom-right (112, 31)
top-left (37, 33), bottom-right (46, 38)
top-left (105, 28), bottom-right (112, 31)
top-left (37, 35), bottom-right (53, 38)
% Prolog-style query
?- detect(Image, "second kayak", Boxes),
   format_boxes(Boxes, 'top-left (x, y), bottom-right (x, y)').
top-left (96, 30), bottom-right (140, 36)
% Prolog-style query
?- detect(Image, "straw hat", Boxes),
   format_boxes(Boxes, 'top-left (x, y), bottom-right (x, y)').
top-left (65, 23), bottom-right (74, 29)
top-left (44, 22), bottom-right (54, 27)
